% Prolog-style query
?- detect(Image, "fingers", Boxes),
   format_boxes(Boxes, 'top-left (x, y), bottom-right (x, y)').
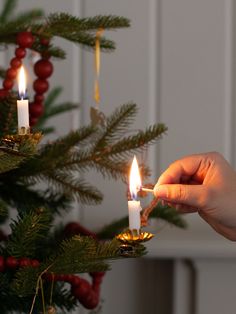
top-left (154, 183), bottom-right (209, 209)
top-left (157, 154), bottom-right (204, 186)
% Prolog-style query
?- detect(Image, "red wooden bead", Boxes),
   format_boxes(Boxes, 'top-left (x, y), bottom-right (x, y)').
top-left (55, 274), bottom-right (67, 281)
top-left (16, 32), bottom-right (34, 48)
top-left (34, 59), bottom-right (53, 79)
top-left (90, 271), bottom-right (105, 279)
top-left (29, 117), bottom-right (38, 127)
top-left (70, 276), bottom-right (82, 287)
top-left (34, 94), bottom-right (44, 103)
top-left (40, 37), bottom-right (50, 46)
top-left (10, 57), bottom-right (22, 69)
top-left (19, 258), bottom-right (31, 267)
top-left (81, 290), bottom-right (99, 309)
top-left (0, 89), bottom-right (8, 98)
top-left (0, 256), bottom-right (5, 272)
top-left (3, 79), bottom-right (14, 90)
top-left (30, 102), bottom-right (44, 118)
top-left (72, 278), bottom-right (91, 299)
top-left (33, 79), bottom-right (49, 94)
top-left (65, 274), bottom-right (75, 283)
top-left (6, 256), bottom-right (18, 269)
top-left (31, 259), bottom-right (40, 267)
top-left (6, 68), bottom-right (17, 80)
top-left (15, 47), bottom-right (26, 59)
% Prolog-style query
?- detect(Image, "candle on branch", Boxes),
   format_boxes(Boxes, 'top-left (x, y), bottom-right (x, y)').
top-left (128, 156), bottom-right (142, 233)
top-left (17, 66), bottom-right (30, 135)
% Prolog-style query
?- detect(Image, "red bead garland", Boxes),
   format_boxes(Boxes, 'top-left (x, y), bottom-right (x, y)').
top-left (0, 31), bottom-right (54, 127)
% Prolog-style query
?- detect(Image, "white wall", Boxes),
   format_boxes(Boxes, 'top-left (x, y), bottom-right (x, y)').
top-left (10, 1), bottom-right (236, 314)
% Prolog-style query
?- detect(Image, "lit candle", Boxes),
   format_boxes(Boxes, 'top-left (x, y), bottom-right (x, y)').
top-left (17, 66), bottom-right (30, 135)
top-left (128, 155), bottom-right (142, 233)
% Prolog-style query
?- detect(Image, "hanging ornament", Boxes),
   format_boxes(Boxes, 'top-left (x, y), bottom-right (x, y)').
top-left (46, 306), bottom-right (56, 314)
top-left (90, 28), bottom-right (106, 127)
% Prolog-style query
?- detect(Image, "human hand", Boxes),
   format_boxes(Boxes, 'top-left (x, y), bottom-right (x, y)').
top-left (145, 152), bottom-right (236, 240)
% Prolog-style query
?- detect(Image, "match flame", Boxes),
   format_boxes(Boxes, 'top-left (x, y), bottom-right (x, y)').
top-left (18, 66), bottom-right (26, 99)
top-left (129, 156), bottom-right (142, 200)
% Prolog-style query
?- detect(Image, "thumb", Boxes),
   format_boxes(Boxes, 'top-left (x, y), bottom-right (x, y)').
top-left (154, 184), bottom-right (207, 209)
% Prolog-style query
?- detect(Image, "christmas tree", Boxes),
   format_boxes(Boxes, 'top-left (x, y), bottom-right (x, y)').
top-left (0, 1), bottom-right (186, 313)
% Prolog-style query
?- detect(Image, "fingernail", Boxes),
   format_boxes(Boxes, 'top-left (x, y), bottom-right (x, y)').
top-left (155, 185), bottom-right (167, 199)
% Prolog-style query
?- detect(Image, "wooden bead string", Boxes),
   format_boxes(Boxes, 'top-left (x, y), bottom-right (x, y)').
top-left (0, 31), bottom-right (54, 127)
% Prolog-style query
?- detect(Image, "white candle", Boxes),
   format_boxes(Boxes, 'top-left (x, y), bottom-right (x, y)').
top-left (128, 200), bottom-right (142, 231)
top-left (128, 156), bottom-right (142, 232)
top-left (17, 66), bottom-right (29, 134)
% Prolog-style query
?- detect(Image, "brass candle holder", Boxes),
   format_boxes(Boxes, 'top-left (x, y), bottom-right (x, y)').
top-left (116, 229), bottom-right (154, 245)
top-left (116, 229), bottom-right (154, 257)
top-left (18, 126), bottom-right (31, 135)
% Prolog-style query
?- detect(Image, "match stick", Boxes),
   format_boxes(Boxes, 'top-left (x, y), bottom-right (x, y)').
top-left (141, 187), bottom-right (154, 193)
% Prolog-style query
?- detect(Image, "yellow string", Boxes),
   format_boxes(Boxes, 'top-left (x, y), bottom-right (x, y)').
top-left (94, 28), bottom-right (104, 106)
top-left (49, 273), bottom-right (55, 306)
top-left (40, 277), bottom-right (46, 314)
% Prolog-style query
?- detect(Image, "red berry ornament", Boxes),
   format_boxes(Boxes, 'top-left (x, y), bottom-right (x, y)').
top-left (6, 256), bottom-right (18, 269)
top-left (16, 32), bottom-right (34, 48)
top-left (6, 68), bottom-right (17, 80)
top-left (0, 256), bottom-right (5, 272)
top-left (82, 290), bottom-right (99, 310)
top-left (3, 79), bottom-right (14, 90)
top-left (19, 258), bottom-right (31, 267)
top-left (15, 47), bottom-right (26, 59)
top-left (33, 79), bottom-right (49, 94)
top-left (72, 278), bottom-right (91, 299)
top-left (30, 102), bottom-right (44, 118)
top-left (10, 57), bottom-right (22, 69)
top-left (34, 59), bottom-right (53, 79)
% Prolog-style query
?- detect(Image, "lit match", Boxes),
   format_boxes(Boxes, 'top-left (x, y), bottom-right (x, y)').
top-left (141, 187), bottom-right (154, 193)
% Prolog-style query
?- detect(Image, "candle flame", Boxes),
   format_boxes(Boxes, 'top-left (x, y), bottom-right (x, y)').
top-left (18, 66), bottom-right (26, 99)
top-left (129, 156), bottom-right (142, 200)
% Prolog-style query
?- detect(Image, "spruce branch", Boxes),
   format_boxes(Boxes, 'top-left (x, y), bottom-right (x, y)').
top-left (100, 124), bottom-right (167, 159)
top-left (0, 0), bottom-right (17, 23)
top-left (0, 181), bottom-right (71, 215)
top-left (149, 203), bottom-right (187, 229)
top-left (44, 171), bottom-right (103, 205)
top-left (95, 103), bottom-right (138, 149)
top-left (46, 13), bottom-right (130, 31)
top-left (6, 209), bottom-right (52, 258)
top-left (50, 237), bottom-right (121, 274)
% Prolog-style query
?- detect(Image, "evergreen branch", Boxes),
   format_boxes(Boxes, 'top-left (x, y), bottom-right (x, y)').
top-left (31, 41), bottom-right (66, 59)
top-left (95, 103), bottom-right (137, 149)
top-left (47, 13), bottom-right (130, 32)
top-left (0, 0), bottom-right (17, 23)
top-left (44, 86), bottom-right (63, 108)
top-left (0, 152), bottom-right (26, 174)
top-left (102, 124), bottom-right (167, 158)
top-left (47, 30), bottom-right (115, 51)
top-left (6, 209), bottom-right (52, 258)
top-left (0, 94), bottom-right (17, 137)
top-left (9, 9), bottom-right (44, 25)
top-left (37, 102), bottom-right (79, 126)
top-left (0, 66), bottom-right (6, 79)
top-left (149, 203), bottom-right (187, 229)
top-left (50, 237), bottom-right (120, 274)
top-left (97, 216), bottom-right (129, 240)
top-left (0, 182), bottom-right (71, 214)
top-left (9, 126), bottom-right (97, 178)
top-left (44, 172), bottom-right (103, 205)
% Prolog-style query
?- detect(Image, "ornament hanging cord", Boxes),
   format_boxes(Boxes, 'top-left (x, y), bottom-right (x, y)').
top-left (94, 28), bottom-right (104, 107)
